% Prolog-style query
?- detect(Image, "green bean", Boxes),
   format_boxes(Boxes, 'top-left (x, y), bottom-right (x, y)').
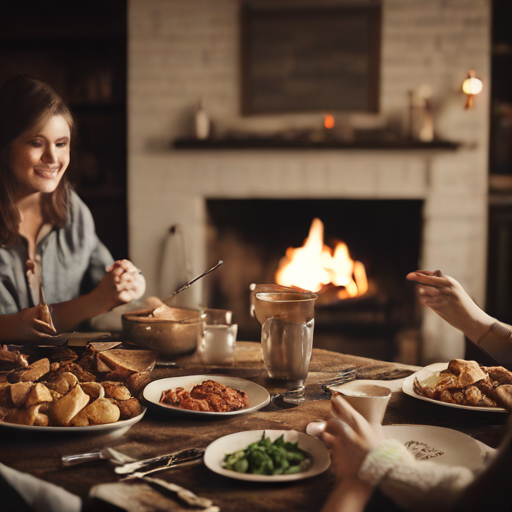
top-left (222, 431), bottom-right (311, 476)
top-left (234, 457), bottom-right (249, 473)
top-left (284, 464), bottom-right (302, 474)
top-left (286, 450), bottom-right (306, 462)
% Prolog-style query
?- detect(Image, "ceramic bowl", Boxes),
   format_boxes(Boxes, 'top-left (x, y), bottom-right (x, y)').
top-left (121, 307), bottom-right (205, 358)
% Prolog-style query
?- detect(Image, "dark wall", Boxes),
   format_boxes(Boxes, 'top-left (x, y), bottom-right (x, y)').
top-left (0, 1), bottom-right (128, 261)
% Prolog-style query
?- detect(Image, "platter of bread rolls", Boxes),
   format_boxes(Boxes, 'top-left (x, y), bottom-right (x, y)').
top-left (0, 341), bottom-right (157, 431)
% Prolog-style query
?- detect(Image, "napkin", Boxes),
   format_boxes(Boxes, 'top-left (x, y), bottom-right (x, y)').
top-left (0, 463), bottom-right (81, 512)
top-left (90, 480), bottom-right (220, 512)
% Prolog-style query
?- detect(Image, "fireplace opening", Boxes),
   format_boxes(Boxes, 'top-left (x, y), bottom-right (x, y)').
top-left (205, 199), bottom-right (423, 362)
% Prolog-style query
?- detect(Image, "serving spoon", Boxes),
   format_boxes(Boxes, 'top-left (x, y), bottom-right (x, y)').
top-left (161, 260), bottom-right (223, 305)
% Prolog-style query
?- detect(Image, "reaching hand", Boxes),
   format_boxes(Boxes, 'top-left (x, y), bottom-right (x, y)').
top-left (96, 259), bottom-right (146, 309)
top-left (0, 306), bottom-right (58, 344)
top-left (406, 270), bottom-right (495, 342)
top-left (494, 385), bottom-right (512, 412)
top-left (320, 394), bottom-right (384, 482)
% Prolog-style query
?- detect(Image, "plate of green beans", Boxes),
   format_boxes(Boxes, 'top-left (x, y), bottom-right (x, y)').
top-left (204, 430), bottom-right (331, 482)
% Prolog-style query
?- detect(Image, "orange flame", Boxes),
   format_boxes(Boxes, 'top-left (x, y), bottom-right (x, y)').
top-left (275, 218), bottom-right (368, 298)
top-left (324, 114), bottom-right (335, 129)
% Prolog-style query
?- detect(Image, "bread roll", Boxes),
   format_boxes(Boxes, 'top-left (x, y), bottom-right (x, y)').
top-left (51, 384), bottom-right (89, 426)
top-left (47, 372), bottom-right (79, 395)
top-left (25, 383), bottom-right (52, 407)
top-left (10, 382), bottom-right (33, 407)
top-left (70, 398), bottom-right (120, 426)
top-left (113, 397), bottom-right (142, 420)
top-left (81, 382), bottom-right (105, 400)
top-left (102, 381), bottom-right (131, 401)
top-left (5, 403), bottom-right (49, 426)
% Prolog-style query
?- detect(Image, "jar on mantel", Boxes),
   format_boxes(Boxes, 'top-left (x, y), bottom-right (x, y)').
top-left (195, 97), bottom-right (210, 140)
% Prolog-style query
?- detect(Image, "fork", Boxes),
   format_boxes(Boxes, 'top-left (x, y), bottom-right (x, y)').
top-left (320, 368), bottom-right (358, 393)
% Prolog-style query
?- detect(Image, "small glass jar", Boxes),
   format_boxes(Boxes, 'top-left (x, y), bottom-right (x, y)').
top-left (197, 309), bottom-right (237, 366)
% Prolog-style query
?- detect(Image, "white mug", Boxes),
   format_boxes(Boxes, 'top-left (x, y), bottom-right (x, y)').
top-left (334, 382), bottom-right (392, 425)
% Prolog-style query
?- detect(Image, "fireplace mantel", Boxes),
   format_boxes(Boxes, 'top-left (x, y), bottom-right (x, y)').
top-left (173, 138), bottom-right (460, 151)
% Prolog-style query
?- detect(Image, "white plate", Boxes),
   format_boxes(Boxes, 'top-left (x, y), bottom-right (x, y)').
top-left (383, 424), bottom-right (484, 471)
top-left (402, 362), bottom-right (507, 413)
top-left (0, 407), bottom-right (146, 433)
top-left (143, 375), bottom-right (270, 417)
top-left (204, 429), bottom-right (331, 482)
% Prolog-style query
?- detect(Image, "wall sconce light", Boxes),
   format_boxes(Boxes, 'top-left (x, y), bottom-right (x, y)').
top-left (462, 70), bottom-right (483, 109)
top-left (324, 114), bottom-right (335, 129)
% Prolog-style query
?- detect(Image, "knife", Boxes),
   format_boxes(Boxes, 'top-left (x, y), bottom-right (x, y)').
top-left (115, 447), bottom-right (205, 476)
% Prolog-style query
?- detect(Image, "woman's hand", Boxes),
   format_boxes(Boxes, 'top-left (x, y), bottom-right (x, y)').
top-left (96, 260), bottom-right (146, 309)
top-left (43, 260), bottom-right (146, 334)
top-left (406, 270), bottom-right (495, 342)
top-left (317, 395), bottom-right (381, 512)
top-left (321, 394), bottom-right (384, 482)
top-left (0, 306), bottom-right (58, 344)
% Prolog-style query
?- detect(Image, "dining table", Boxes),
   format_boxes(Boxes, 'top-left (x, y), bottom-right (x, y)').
top-left (0, 340), bottom-right (509, 512)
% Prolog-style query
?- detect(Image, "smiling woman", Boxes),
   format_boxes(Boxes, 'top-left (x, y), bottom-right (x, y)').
top-left (0, 74), bottom-right (145, 344)
top-left (10, 115), bottom-right (71, 197)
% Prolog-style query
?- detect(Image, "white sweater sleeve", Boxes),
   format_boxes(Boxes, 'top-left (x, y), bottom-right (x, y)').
top-left (358, 440), bottom-right (475, 512)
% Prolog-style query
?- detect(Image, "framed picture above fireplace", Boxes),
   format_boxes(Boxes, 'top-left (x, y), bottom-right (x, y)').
top-left (241, 0), bottom-right (381, 115)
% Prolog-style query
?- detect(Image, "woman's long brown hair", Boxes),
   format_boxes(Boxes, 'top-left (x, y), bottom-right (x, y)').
top-left (0, 74), bottom-right (75, 246)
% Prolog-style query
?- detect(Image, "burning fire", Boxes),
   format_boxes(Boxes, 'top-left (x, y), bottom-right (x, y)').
top-left (275, 218), bottom-right (368, 299)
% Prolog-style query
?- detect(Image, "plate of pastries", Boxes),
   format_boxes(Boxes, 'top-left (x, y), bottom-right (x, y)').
top-left (403, 358), bottom-right (511, 412)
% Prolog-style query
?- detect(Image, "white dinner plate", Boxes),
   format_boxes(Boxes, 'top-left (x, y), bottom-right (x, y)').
top-left (402, 362), bottom-right (507, 413)
top-left (383, 424), bottom-right (484, 471)
top-left (204, 429), bottom-right (331, 482)
top-left (143, 375), bottom-right (270, 417)
top-left (0, 407), bottom-right (146, 433)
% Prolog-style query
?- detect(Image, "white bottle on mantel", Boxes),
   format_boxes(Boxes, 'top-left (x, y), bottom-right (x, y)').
top-left (195, 97), bottom-right (210, 140)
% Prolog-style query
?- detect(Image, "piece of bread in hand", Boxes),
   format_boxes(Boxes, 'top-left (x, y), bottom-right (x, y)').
top-left (37, 303), bottom-right (55, 331)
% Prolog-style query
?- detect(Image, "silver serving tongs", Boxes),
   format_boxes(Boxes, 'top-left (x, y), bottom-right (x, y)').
top-left (321, 367), bottom-right (358, 393)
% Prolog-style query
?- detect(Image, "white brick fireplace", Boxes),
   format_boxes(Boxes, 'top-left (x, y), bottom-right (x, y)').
top-left (128, 0), bottom-right (490, 364)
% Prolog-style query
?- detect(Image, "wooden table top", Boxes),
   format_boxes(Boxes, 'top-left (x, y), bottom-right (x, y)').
top-left (0, 342), bottom-right (508, 512)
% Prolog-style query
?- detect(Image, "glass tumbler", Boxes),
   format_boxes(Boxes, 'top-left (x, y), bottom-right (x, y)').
top-left (252, 286), bottom-right (317, 403)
